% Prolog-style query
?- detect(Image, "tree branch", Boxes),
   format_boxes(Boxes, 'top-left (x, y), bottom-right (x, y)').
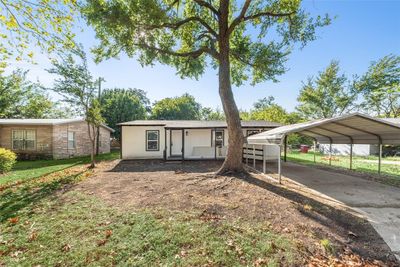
top-left (228, 0), bottom-right (252, 34)
top-left (142, 16), bottom-right (217, 37)
top-left (243, 10), bottom-right (295, 22)
top-left (193, 0), bottom-right (219, 16)
top-left (137, 43), bottom-right (219, 59)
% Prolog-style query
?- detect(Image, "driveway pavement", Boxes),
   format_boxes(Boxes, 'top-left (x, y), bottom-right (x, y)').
top-left (268, 162), bottom-right (400, 260)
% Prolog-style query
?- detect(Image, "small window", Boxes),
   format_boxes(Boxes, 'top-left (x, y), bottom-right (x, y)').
top-left (12, 130), bottom-right (36, 150)
top-left (146, 130), bottom-right (159, 151)
top-left (247, 130), bottom-right (260, 136)
top-left (215, 130), bottom-right (224, 148)
top-left (68, 132), bottom-right (76, 149)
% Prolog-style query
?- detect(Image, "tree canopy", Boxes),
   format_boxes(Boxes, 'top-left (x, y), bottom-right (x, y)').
top-left (101, 88), bottom-right (149, 139)
top-left (296, 60), bottom-right (357, 119)
top-left (0, 69), bottom-right (66, 118)
top-left (356, 54), bottom-right (400, 118)
top-left (48, 46), bottom-right (104, 167)
top-left (0, 0), bottom-right (77, 68)
top-left (81, 0), bottom-right (330, 173)
top-left (151, 93), bottom-right (202, 120)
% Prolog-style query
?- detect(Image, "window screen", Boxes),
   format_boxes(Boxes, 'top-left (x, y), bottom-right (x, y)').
top-left (146, 130), bottom-right (159, 151)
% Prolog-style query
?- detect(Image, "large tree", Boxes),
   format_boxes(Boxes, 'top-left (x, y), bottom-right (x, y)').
top-left (296, 60), bottom-right (357, 119)
top-left (356, 54), bottom-right (400, 118)
top-left (0, 0), bottom-right (76, 67)
top-left (48, 47), bottom-right (104, 168)
top-left (101, 88), bottom-right (149, 139)
top-left (82, 0), bottom-right (330, 174)
top-left (0, 70), bottom-right (60, 118)
top-left (151, 93), bottom-right (202, 120)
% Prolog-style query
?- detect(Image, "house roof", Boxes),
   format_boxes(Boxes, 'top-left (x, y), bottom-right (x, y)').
top-left (382, 118), bottom-right (400, 124)
top-left (247, 113), bottom-right (400, 145)
top-left (117, 120), bottom-right (281, 128)
top-left (0, 118), bottom-right (115, 132)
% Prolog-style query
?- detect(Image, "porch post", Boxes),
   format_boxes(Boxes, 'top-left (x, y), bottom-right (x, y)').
top-left (253, 145), bottom-right (256, 169)
top-left (182, 129), bottom-right (185, 161)
top-left (214, 128), bottom-right (217, 160)
top-left (164, 128), bottom-right (167, 161)
top-left (278, 145), bottom-right (282, 184)
top-left (329, 142), bottom-right (332, 166)
top-left (263, 145), bottom-right (266, 173)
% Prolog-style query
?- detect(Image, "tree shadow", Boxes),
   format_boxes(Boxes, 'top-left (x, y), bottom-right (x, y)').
top-left (108, 160), bottom-right (222, 173)
top-left (235, 171), bottom-right (398, 264)
top-left (0, 171), bottom-right (85, 223)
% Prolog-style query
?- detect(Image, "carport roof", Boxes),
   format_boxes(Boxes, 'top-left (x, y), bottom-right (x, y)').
top-left (247, 113), bottom-right (400, 145)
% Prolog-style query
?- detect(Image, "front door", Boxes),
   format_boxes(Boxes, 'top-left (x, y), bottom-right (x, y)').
top-left (170, 130), bottom-right (183, 157)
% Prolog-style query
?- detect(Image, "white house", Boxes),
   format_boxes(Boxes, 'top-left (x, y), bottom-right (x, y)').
top-left (118, 120), bottom-right (281, 160)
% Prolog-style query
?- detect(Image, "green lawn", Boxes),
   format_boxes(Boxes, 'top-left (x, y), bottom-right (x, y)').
top-left (286, 151), bottom-right (400, 185)
top-left (0, 157), bottom-right (297, 266)
top-left (0, 151), bottom-right (120, 186)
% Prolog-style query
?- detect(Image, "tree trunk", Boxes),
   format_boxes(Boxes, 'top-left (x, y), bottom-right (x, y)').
top-left (216, 0), bottom-right (245, 175)
top-left (87, 122), bottom-right (96, 168)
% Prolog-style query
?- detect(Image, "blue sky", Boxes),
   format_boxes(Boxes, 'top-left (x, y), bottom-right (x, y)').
top-left (15, 0), bottom-right (400, 112)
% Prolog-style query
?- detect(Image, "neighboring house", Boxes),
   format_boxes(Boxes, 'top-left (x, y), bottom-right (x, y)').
top-left (0, 119), bottom-right (114, 159)
top-left (319, 118), bottom-right (400, 156)
top-left (118, 120), bottom-right (281, 160)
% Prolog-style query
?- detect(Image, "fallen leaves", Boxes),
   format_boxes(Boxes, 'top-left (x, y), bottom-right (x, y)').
top-left (97, 229), bottom-right (113, 246)
top-left (8, 217), bottom-right (19, 225)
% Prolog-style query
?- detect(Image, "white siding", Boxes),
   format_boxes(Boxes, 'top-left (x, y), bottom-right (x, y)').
top-left (320, 144), bottom-right (371, 156)
top-left (121, 126), bottom-right (165, 159)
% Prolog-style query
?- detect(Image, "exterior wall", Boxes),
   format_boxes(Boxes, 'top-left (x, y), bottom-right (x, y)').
top-left (0, 125), bottom-right (53, 157)
top-left (319, 144), bottom-right (371, 156)
top-left (121, 126), bottom-right (165, 159)
top-left (52, 121), bottom-right (111, 159)
top-left (121, 126), bottom-right (276, 160)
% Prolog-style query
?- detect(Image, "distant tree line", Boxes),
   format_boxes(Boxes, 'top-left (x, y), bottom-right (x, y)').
top-left (1, 54), bottom-right (398, 144)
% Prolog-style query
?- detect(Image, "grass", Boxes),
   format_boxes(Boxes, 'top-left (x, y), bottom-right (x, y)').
top-left (0, 151), bottom-right (120, 186)
top-left (0, 167), bottom-right (297, 266)
top-left (286, 151), bottom-right (400, 185)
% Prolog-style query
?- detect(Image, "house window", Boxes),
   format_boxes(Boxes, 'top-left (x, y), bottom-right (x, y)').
top-left (146, 130), bottom-right (159, 151)
top-left (12, 130), bottom-right (36, 150)
top-left (247, 130), bottom-right (261, 136)
top-left (215, 130), bottom-right (224, 148)
top-left (68, 132), bottom-right (76, 149)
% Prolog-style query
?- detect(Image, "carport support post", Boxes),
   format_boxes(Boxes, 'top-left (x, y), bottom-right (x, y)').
top-left (378, 141), bottom-right (382, 175)
top-left (283, 136), bottom-right (287, 162)
top-left (253, 145), bottom-right (256, 169)
top-left (313, 140), bottom-right (316, 164)
top-left (349, 142), bottom-right (353, 170)
top-left (278, 145), bottom-right (282, 184)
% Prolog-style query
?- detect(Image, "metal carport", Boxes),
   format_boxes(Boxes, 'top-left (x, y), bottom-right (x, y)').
top-left (247, 113), bottom-right (400, 184)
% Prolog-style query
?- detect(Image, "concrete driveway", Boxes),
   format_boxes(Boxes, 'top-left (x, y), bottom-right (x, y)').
top-left (270, 162), bottom-right (400, 259)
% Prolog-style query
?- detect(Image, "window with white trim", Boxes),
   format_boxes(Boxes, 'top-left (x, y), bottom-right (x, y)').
top-left (68, 131), bottom-right (76, 149)
top-left (146, 130), bottom-right (159, 151)
top-left (12, 130), bottom-right (36, 150)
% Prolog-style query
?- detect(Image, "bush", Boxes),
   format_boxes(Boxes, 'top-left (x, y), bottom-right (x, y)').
top-left (0, 148), bottom-right (17, 173)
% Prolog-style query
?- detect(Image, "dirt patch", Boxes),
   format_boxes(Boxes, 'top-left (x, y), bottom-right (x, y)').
top-left (75, 160), bottom-right (398, 265)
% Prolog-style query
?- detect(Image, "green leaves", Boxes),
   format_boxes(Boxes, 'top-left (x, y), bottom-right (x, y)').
top-left (0, 0), bottom-right (77, 67)
top-left (356, 54), bottom-right (400, 118)
top-left (151, 93), bottom-right (202, 120)
top-left (296, 61), bottom-right (357, 119)
top-left (82, 0), bottom-right (330, 86)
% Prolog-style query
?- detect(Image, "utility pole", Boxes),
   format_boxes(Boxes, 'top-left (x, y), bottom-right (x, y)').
top-left (96, 77), bottom-right (105, 155)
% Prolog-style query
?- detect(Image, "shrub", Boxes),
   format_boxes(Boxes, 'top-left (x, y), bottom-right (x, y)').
top-left (0, 148), bottom-right (17, 173)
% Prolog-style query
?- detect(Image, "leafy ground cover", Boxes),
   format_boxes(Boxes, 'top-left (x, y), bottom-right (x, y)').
top-left (0, 151), bottom-right (120, 186)
top-left (0, 158), bottom-right (397, 266)
top-left (286, 151), bottom-right (400, 186)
